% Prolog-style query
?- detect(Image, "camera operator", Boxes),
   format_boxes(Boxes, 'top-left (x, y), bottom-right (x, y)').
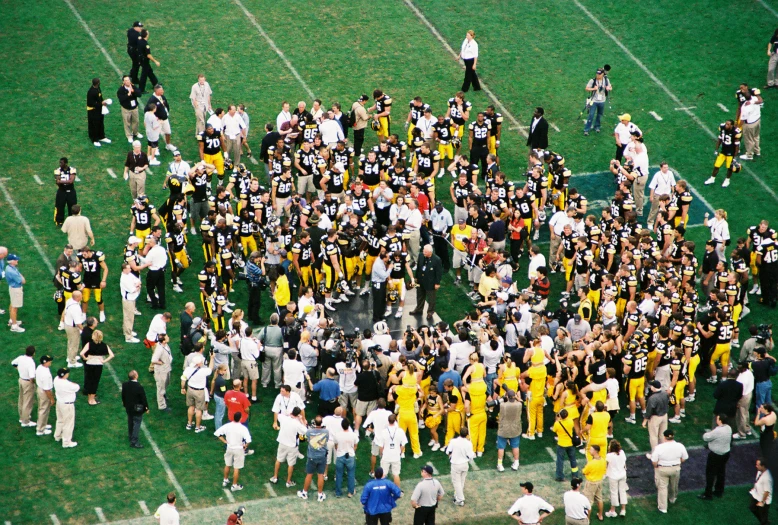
top-left (530, 266), bottom-right (551, 312)
top-left (740, 324), bottom-right (774, 364)
top-left (480, 328), bottom-right (504, 397)
top-left (448, 329), bottom-right (475, 373)
top-left (282, 349), bottom-right (312, 399)
top-left (336, 356), bottom-right (360, 420)
top-left (354, 358), bottom-right (383, 430)
top-left (244, 252), bottom-right (265, 325)
top-left (495, 389), bottom-right (522, 472)
top-left (298, 330), bottom-right (319, 377)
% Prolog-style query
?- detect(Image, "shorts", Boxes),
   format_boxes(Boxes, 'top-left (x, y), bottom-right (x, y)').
top-left (339, 391), bottom-right (358, 410)
top-left (714, 153), bottom-right (733, 169)
top-left (147, 139), bottom-right (159, 148)
top-left (225, 448), bottom-right (246, 469)
top-left (81, 287), bottom-right (103, 304)
top-left (159, 119), bottom-right (172, 135)
top-left (9, 287), bottom-right (23, 308)
top-left (711, 343), bottom-right (731, 367)
top-left (583, 480), bottom-right (604, 503)
top-left (355, 399), bottom-right (377, 418)
top-left (371, 442), bottom-right (381, 456)
top-left (628, 377), bottom-right (645, 401)
top-left (204, 151), bottom-right (225, 175)
top-left (298, 175), bottom-right (316, 195)
top-left (452, 249), bottom-right (468, 269)
top-left (306, 457), bottom-right (326, 475)
top-left (496, 435), bottom-right (520, 450)
top-left (186, 388), bottom-right (206, 410)
top-left (277, 443), bottom-right (299, 465)
top-left (241, 360), bottom-right (259, 380)
top-left (380, 459), bottom-right (401, 477)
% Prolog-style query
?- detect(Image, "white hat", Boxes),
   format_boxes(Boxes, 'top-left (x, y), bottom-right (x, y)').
top-left (373, 321), bottom-right (388, 335)
top-left (132, 140), bottom-right (142, 147)
top-left (128, 236), bottom-right (141, 245)
top-left (334, 162), bottom-right (345, 172)
top-left (496, 292), bottom-right (509, 301)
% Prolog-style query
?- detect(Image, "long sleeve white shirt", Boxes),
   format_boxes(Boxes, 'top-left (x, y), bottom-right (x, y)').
top-left (446, 436), bottom-right (475, 465)
top-left (120, 271), bottom-right (142, 301)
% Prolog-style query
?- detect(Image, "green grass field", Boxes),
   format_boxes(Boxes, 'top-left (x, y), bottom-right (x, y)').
top-left (3, 0), bottom-right (778, 523)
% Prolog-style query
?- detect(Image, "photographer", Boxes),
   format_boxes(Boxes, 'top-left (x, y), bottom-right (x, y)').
top-left (583, 67), bottom-right (612, 135)
top-left (495, 389), bottom-right (522, 472)
top-left (298, 330), bottom-right (319, 377)
top-left (740, 325), bottom-right (774, 364)
top-left (259, 314), bottom-right (285, 389)
top-left (448, 329), bottom-right (475, 373)
top-left (752, 346), bottom-right (777, 409)
top-left (336, 357), bottom-right (360, 420)
top-left (354, 358), bottom-right (383, 430)
top-left (282, 349), bottom-right (312, 399)
top-left (480, 329), bottom-right (504, 397)
top-left (244, 251), bottom-right (265, 325)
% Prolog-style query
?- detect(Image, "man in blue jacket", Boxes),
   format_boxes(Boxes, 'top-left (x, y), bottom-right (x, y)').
top-left (361, 467), bottom-right (402, 525)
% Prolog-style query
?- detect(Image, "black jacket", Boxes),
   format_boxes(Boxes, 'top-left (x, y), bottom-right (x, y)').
top-left (713, 379), bottom-right (743, 417)
top-left (415, 254), bottom-right (443, 290)
top-left (122, 380), bottom-right (149, 415)
top-left (117, 84), bottom-right (140, 111)
top-left (260, 131), bottom-right (281, 162)
top-left (526, 117), bottom-right (549, 149)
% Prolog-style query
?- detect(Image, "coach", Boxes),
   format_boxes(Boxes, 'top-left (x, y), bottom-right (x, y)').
top-left (526, 107), bottom-right (548, 151)
top-left (411, 245), bottom-right (442, 320)
top-left (117, 76), bottom-right (142, 143)
top-left (121, 370), bottom-right (148, 448)
top-left (410, 465), bottom-right (444, 525)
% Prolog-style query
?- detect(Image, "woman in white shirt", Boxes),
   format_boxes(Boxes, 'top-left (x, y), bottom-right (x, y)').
top-left (624, 132), bottom-right (649, 215)
top-left (457, 30), bottom-right (481, 92)
top-left (605, 439), bottom-right (628, 517)
top-left (705, 209), bottom-right (730, 262)
top-left (389, 195), bottom-right (410, 224)
top-left (143, 103), bottom-right (162, 166)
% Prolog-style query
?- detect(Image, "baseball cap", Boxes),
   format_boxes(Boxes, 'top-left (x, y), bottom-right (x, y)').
top-left (571, 477), bottom-right (583, 489)
top-left (618, 113), bottom-right (631, 122)
top-left (649, 380), bottom-right (662, 390)
top-left (133, 21), bottom-right (143, 28)
top-left (663, 429), bottom-right (675, 438)
top-left (422, 465), bottom-right (434, 475)
top-left (501, 275), bottom-right (513, 284)
top-left (7, 254), bottom-right (19, 261)
top-left (40, 355), bottom-right (53, 364)
top-left (173, 150), bottom-right (181, 156)
top-left (128, 236), bottom-right (142, 245)
top-left (359, 94), bottom-right (369, 102)
top-left (57, 367), bottom-right (70, 378)
top-left (457, 217), bottom-right (466, 224)
top-left (520, 482), bottom-right (534, 492)
top-left (496, 292), bottom-right (509, 301)
top-left (573, 314), bottom-right (582, 322)
top-left (596, 68), bottom-right (605, 74)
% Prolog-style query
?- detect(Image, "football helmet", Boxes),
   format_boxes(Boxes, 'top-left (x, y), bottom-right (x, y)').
top-left (371, 119), bottom-right (381, 132)
top-left (224, 158), bottom-right (235, 171)
top-left (451, 137), bottom-right (462, 149)
top-left (387, 288), bottom-right (399, 303)
top-left (732, 159), bottom-right (742, 173)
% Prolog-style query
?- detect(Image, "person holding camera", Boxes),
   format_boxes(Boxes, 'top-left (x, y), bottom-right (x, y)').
top-left (495, 389), bottom-right (522, 472)
top-left (740, 325), bottom-right (774, 364)
top-left (244, 252), bottom-right (265, 325)
top-left (553, 409), bottom-right (580, 482)
top-left (751, 346), bottom-right (777, 409)
top-left (150, 334), bottom-right (173, 411)
top-left (354, 358), bottom-right (382, 430)
top-left (182, 357), bottom-right (214, 432)
top-left (583, 68), bottom-right (612, 136)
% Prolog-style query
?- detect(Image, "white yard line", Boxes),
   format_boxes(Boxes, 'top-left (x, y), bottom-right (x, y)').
top-left (138, 501), bottom-right (150, 516)
top-left (550, 122), bottom-right (561, 132)
top-left (674, 106), bottom-right (697, 111)
top-left (75, 176), bottom-right (82, 182)
top-left (223, 489), bottom-right (236, 503)
top-left (50, 516), bottom-right (60, 525)
top-left (0, 178), bottom-right (192, 509)
top-left (232, 0), bottom-right (316, 99)
top-left (107, 168), bottom-right (118, 179)
top-left (95, 508), bottom-right (107, 523)
top-left (571, 0), bottom-right (778, 203)
top-left (401, 0), bottom-right (529, 138)
top-left (758, 0), bottom-right (778, 19)
top-left (648, 111), bottom-right (663, 121)
top-left (33, 175), bottom-right (44, 185)
top-left (248, 156), bottom-right (259, 165)
top-left (62, 0), bottom-right (122, 76)
top-left (624, 438), bottom-right (639, 451)
top-left (545, 446), bottom-right (557, 460)
top-left (468, 459), bottom-right (480, 471)
top-left (668, 166), bottom-right (715, 213)
top-left (717, 103), bottom-right (730, 112)
top-left (265, 482), bottom-right (278, 498)
top-left (426, 461), bottom-right (440, 475)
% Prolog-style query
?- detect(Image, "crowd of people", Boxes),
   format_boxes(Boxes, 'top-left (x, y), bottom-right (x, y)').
top-left (6, 20), bottom-right (778, 525)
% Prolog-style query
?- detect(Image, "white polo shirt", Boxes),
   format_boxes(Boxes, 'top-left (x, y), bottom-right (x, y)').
top-left (146, 314), bottom-right (168, 342)
top-left (222, 113), bottom-right (246, 140)
top-left (206, 114), bottom-right (224, 132)
top-left (272, 392), bottom-right (306, 415)
top-left (363, 408), bottom-right (391, 438)
top-left (64, 299), bottom-right (86, 328)
top-left (214, 421), bottom-right (252, 450)
top-left (563, 490), bottom-right (589, 520)
top-left (120, 271), bottom-right (142, 301)
top-left (751, 469), bottom-right (774, 505)
top-left (651, 440), bottom-right (689, 466)
top-left (614, 122), bottom-right (641, 145)
top-left (460, 39), bottom-right (479, 60)
top-left (445, 436), bottom-right (475, 465)
top-left (508, 494), bottom-right (555, 523)
top-left (549, 211), bottom-right (572, 236)
top-left (35, 364), bottom-right (53, 390)
top-left (334, 429), bottom-right (359, 457)
top-left (144, 244), bottom-right (168, 271)
top-left (323, 414), bottom-right (344, 444)
top-left (415, 116), bottom-right (436, 139)
top-left (283, 359), bottom-right (308, 388)
top-left (53, 376), bottom-right (80, 403)
top-left (648, 168), bottom-right (676, 197)
top-left (277, 413), bottom-right (307, 447)
top-left (11, 355), bottom-right (35, 380)
top-left (376, 424), bottom-right (408, 461)
top-left (182, 365), bottom-right (211, 390)
top-left (154, 503), bottom-right (180, 525)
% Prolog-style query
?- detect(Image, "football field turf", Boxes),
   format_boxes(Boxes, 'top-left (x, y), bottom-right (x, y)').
top-left (2, 0), bottom-right (778, 523)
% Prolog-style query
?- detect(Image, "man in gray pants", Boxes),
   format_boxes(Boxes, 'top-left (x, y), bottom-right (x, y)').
top-left (260, 313), bottom-right (285, 389)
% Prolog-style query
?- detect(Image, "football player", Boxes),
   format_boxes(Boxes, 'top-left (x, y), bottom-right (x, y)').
top-left (483, 105), bottom-right (503, 158)
top-left (129, 195), bottom-right (160, 250)
top-left (78, 246), bottom-right (108, 322)
top-left (386, 250), bottom-right (415, 319)
top-left (468, 112), bottom-right (491, 175)
top-left (705, 120), bottom-right (741, 188)
top-left (198, 261), bottom-right (219, 321)
top-left (432, 114), bottom-right (455, 176)
top-left (291, 231), bottom-right (315, 288)
top-left (165, 220), bottom-right (189, 293)
top-left (405, 96), bottom-right (429, 144)
top-left (446, 91), bottom-right (472, 152)
top-left (320, 228), bottom-right (345, 311)
top-left (368, 89), bottom-right (393, 140)
top-left (198, 123), bottom-right (225, 183)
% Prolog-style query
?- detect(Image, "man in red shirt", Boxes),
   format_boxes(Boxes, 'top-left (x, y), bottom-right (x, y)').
top-left (224, 379), bottom-right (251, 425)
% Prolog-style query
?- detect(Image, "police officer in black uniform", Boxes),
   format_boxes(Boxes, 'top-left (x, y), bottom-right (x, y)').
top-left (127, 22), bottom-right (143, 84)
top-left (136, 29), bottom-right (160, 94)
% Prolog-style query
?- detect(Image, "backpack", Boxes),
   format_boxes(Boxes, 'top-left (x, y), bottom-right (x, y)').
top-left (348, 107), bottom-right (357, 128)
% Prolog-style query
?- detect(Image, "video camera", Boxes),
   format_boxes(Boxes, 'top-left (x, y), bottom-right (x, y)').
top-left (757, 323), bottom-right (773, 343)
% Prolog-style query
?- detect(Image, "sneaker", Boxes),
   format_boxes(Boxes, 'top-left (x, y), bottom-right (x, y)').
top-left (605, 510), bottom-right (618, 518)
top-left (247, 450), bottom-right (255, 455)
top-left (619, 509), bottom-right (626, 517)
top-left (722, 179), bottom-right (731, 188)
top-left (497, 463), bottom-right (505, 472)
top-left (521, 433), bottom-right (535, 440)
top-left (23, 421), bottom-right (37, 427)
top-left (413, 452), bottom-right (423, 459)
top-left (173, 285), bottom-right (183, 293)
top-left (360, 287), bottom-right (370, 296)
top-left (680, 410), bottom-right (687, 418)
top-left (384, 308), bottom-right (393, 317)
top-left (93, 141), bottom-right (102, 147)
top-left (201, 412), bottom-right (214, 420)
top-left (394, 309), bottom-right (403, 319)
top-left (344, 289), bottom-right (356, 296)
top-left (757, 286), bottom-right (762, 295)
top-left (579, 448), bottom-right (587, 455)
top-left (222, 479), bottom-right (230, 488)
top-left (511, 460), bottom-right (520, 471)
top-left (231, 484), bottom-right (244, 492)
top-left (269, 477), bottom-right (278, 484)
top-left (190, 227), bottom-right (197, 235)
top-left (286, 481), bottom-right (296, 488)
top-left (533, 230), bottom-right (540, 241)
top-left (136, 133), bottom-right (143, 139)
top-left (368, 471), bottom-right (375, 478)
top-left (223, 305), bottom-right (233, 313)
top-left (732, 433), bottom-right (745, 440)
top-left (704, 177), bottom-right (716, 185)
top-left (68, 361), bottom-right (83, 368)
top-left (317, 492), bottom-right (326, 502)
top-left (707, 377), bottom-right (718, 384)
top-left (476, 452), bottom-right (483, 458)
top-left (149, 159), bottom-right (161, 166)
top-left (625, 416), bottom-right (636, 424)
top-left (125, 337), bottom-right (140, 343)
top-left (297, 490), bottom-right (308, 500)
top-left (63, 442), bottom-right (78, 448)
top-left (128, 137), bottom-right (134, 144)
top-left (134, 309), bottom-right (142, 316)
top-left (739, 154), bottom-right (754, 160)
top-left (186, 423), bottom-right (194, 430)
top-left (297, 452), bottom-right (305, 459)
top-left (36, 429), bottom-right (53, 436)
top-left (418, 420), bottom-right (425, 429)
top-left (100, 138), bottom-right (112, 144)
top-left (10, 324), bottom-right (25, 333)
top-left (428, 439), bottom-right (436, 447)
top-left (537, 433), bottom-right (543, 438)
top-left (454, 278), bottom-right (461, 285)
top-left (669, 417), bottom-right (681, 424)
top-left (338, 295), bottom-right (350, 304)
top-left (176, 277), bottom-right (183, 285)
top-left (331, 297), bottom-right (342, 304)
top-left (431, 442), bottom-right (441, 451)
top-left (324, 302), bottom-right (336, 312)
top-left (195, 426), bottom-right (207, 433)
top-left (455, 500), bottom-right (465, 507)
top-left (58, 321), bottom-right (65, 331)
top-left (166, 144), bottom-right (177, 152)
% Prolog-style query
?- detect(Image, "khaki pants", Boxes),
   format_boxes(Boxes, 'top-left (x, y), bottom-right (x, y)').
top-left (18, 378), bottom-right (34, 424)
top-left (37, 388), bottom-right (52, 432)
top-left (155, 370), bottom-right (170, 409)
top-left (122, 299), bottom-right (136, 338)
top-left (742, 121), bottom-right (761, 156)
top-left (633, 175), bottom-right (648, 216)
top-left (737, 392), bottom-right (753, 436)
top-left (655, 465), bottom-right (680, 512)
top-left (55, 402), bottom-right (76, 445)
top-left (194, 106), bottom-right (208, 135)
top-left (407, 229), bottom-right (421, 266)
top-left (769, 52), bottom-right (778, 86)
top-left (549, 234), bottom-right (562, 265)
top-left (648, 414), bottom-right (668, 452)
top-left (65, 326), bottom-right (81, 364)
top-left (129, 171), bottom-right (146, 199)
top-left (121, 107), bottom-right (140, 139)
top-left (224, 136), bottom-right (242, 167)
top-left (262, 346), bottom-right (283, 388)
top-left (450, 462), bottom-right (469, 503)
top-left (647, 195), bottom-right (661, 226)
top-left (566, 517), bottom-right (590, 525)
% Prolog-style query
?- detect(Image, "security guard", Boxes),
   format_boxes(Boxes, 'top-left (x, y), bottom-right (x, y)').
top-left (127, 22), bottom-right (144, 84)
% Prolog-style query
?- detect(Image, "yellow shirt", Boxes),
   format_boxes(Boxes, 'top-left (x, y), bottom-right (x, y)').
top-left (503, 365), bottom-right (519, 390)
top-left (469, 362), bottom-right (485, 381)
top-left (528, 365), bottom-right (547, 397)
top-left (553, 416), bottom-right (576, 447)
top-left (449, 386), bottom-right (465, 412)
top-left (588, 411), bottom-right (610, 440)
top-left (274, 275), bottom-right (290, 307)
top-left (450, 225), bottom-right (473, 252)
top-left (478, 274), bottom-right (500, 298)
top-left (468, 381), bottom-right (488, 415)
top-left (583, 457), bottom-right (607, 482)
top-left (395, 385), bottom-right (418, 414)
